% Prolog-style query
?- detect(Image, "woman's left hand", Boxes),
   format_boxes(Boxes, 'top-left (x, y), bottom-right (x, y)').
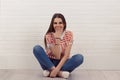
top-left (50, 68), bottom-right (59, 78)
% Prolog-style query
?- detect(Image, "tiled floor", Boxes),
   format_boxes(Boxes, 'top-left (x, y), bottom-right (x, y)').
top-left (0, 69), bottom-right (120, 80)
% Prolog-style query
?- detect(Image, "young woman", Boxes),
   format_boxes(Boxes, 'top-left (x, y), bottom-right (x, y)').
top-left (33, 13), bottom-right (84, 79)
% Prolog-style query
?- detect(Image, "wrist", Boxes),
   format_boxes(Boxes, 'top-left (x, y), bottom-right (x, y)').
top-left (55, 37), bottom-right (61, 39)
top-left (55, 37), bottom-right (61, 40)
top-left (55, 44), bottom-right (60, 45)
top-left (55, 67), bottom-right (60, 72)
top-left (55, 39), bottom-right (60, 45)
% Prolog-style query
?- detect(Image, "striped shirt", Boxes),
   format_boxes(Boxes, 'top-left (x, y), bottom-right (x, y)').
top-left (45, 30), bottom-right (73, 56)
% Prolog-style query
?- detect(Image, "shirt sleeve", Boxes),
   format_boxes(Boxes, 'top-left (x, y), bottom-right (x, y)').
top-left (45, 33), bottom-right (55, 49)
top-left (45, 34), bottom-right (52, 54)
top-left (45, 34), bottom-right (51, 49)
top-left (65, 31), bottom-right (73, 46)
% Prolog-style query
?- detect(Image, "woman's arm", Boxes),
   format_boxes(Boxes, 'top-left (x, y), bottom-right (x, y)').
top-left (56, 44), bottom-right (72, 70)
top-left (50, 44), bottom-right (72, 77)
top-left (50, 31), bottom-right (73, 77)
top-left (56, 31), bottom-right (73, 70)
top-left (49, 38), bottom-right (61, 59)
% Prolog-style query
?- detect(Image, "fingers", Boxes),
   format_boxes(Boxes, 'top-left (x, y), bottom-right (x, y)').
top-left (48, 55), bottom-right (56, 59)
top-left (49, 69), bottom-right (57, 78)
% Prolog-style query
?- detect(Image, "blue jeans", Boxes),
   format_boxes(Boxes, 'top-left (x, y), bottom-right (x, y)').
top-left (33, 45), bottom-right (84, 72)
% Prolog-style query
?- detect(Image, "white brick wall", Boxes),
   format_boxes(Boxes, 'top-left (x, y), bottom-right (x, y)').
top-left (0, 0), bottom-right (120, 69)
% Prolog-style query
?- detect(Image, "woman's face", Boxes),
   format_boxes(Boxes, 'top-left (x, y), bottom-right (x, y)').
top-left (53, 18), bottom-right (64, 32)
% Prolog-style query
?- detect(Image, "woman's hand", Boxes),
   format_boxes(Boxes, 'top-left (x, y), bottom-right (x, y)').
top-left (50, 68), bottom-right (59, 78)
top-left (48, 54), bottom-right (56, 59)
top-left (55, 38), bottom-right (61, 45)
top-left (54, 30), bottom-right (63, 38)
top-left (46, 48), bottom-right (56, 59)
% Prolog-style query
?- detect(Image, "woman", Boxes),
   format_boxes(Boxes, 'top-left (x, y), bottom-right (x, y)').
top-left (33, 13), bottom-right (84, 79)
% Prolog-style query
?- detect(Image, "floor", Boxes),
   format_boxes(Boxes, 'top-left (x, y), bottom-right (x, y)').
top-left (0, 69), bottom-right (120, 80)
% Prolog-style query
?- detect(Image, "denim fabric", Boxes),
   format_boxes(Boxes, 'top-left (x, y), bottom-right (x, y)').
top-left (33, 45), bottom-right (84, 72)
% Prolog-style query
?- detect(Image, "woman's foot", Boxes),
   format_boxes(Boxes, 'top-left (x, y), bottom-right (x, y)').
top-left (43, 66), bottom-right (56, 77)
top-left (58, 71), bottom-right (70, 79)
top-left (43, 70), bottom-right (50, 77)
top-left (43, 69), bottom-right (70, 79)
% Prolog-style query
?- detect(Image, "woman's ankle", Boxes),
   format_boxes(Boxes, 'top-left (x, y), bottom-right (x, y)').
top-left (50, 66), bottom-right (55, 71)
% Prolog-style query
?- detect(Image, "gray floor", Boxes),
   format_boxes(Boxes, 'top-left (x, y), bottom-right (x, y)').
top-left (0, 69), bottom-right (120, 80)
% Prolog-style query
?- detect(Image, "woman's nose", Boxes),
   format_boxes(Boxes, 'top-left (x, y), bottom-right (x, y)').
top-left (56, 23), bottom-right (60, 26)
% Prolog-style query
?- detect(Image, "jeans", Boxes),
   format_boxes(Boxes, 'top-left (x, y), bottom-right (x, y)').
top-left (33, 45), bottom-right (84, 72)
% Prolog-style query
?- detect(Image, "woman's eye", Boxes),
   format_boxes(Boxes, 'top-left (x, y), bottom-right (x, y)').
top-left (53, 22), bottom-right (63, 24)
top-left (59, 22), bottom-right (63, 24)
top-left (53, 22), bottom-right (57, 24)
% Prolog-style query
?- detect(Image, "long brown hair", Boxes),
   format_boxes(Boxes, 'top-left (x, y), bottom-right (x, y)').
top-left (44, 13), bottom-right (67, 48)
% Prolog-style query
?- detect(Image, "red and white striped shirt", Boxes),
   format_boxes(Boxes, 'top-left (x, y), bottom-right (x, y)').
top-left (45, 30), bottom-right (73, 56)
